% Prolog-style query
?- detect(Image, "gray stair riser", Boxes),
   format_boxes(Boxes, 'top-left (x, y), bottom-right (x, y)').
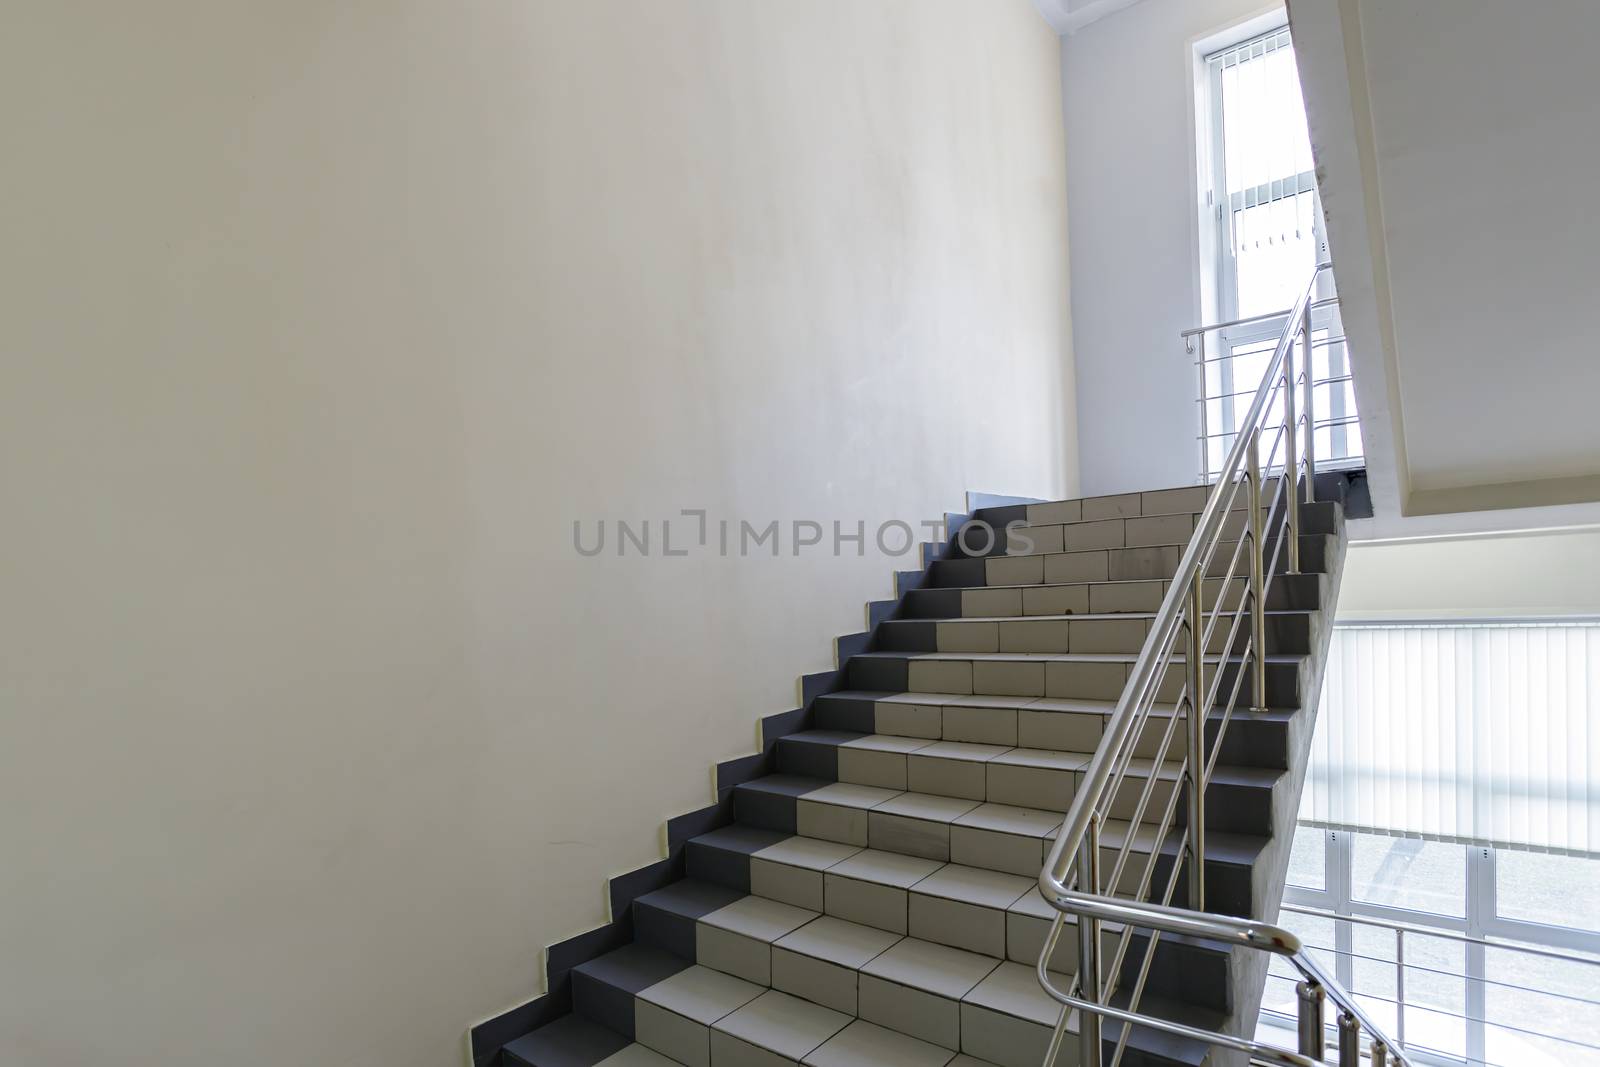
top-left (928, 534), bottom-right (1330, 589)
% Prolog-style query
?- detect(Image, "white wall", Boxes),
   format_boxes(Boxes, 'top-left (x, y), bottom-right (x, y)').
top-left (1292, 0), bottom-right (1600, 522)
top-left (1060, 0), bottom-right (1281, 496)
top-left (1339, 529), bottom-right (1600, 620)
top-left (0, 4), bottom-right (1074, 1066)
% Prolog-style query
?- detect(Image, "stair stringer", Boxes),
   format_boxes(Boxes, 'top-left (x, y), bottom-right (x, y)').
top-left (1210, 502), bottom-right (1349, 1066)
top-left (467, 504), bottom-right (1002, 1066)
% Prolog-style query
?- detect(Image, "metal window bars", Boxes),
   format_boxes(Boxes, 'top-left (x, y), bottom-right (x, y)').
top-left (1188, 293), bottom-right (1362, 484)
top-left (1272, 903), bottom-right (1600, 1065)
top-left (1034, 264), bottom-right (1413, 1067)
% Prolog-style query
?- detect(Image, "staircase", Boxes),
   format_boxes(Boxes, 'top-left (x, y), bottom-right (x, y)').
top-left (475, 265), bottom-right (1411, 1067)
top-left (476, 473), bottom-right (1357, 1067)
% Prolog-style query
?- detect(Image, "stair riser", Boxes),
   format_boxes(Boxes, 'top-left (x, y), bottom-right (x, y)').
top-left (930, 534), bottom-right (1329, 589)
top-left (875, 613), bottom-right (1313, 656)
top-left (900, 571), bottom-right (1324, 619)
top-left (813, 694), bottom-right (1294, 770)
top-left (846, 657), bottom-right (1303, 708)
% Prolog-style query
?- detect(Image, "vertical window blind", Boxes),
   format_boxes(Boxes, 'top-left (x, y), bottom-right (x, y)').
top-left (1304, 622), bottom-right (1600, 857)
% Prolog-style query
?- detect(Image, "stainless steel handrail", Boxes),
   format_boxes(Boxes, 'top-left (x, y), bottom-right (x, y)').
top-left (1033, 264), bottom-right (1413, 1067)
top-left (1178, 296), bottom-right (1341, 339)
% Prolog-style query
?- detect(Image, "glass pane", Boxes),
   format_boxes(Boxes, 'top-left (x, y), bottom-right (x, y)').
top-left (1351, 833), bottom-right (1466, 917)
top-left (1403, 933), bottom-right (1467, 1060)
top-left (1496, 850), bottom-right (1600, 933)
top-left (1352, 923), bottom-right (1398, 1002)
top-left (1484, 943), bottom-right (1600, 1065)
top-left (1287, 825), bottom-right (1326, 890)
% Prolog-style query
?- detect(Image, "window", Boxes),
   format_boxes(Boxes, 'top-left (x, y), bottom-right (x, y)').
top-left (1274, 830), bottom-right (1600, 1066)
top-left (1286, 823), bottom-right (1326, 890)
top-left (1495, 850), bottom-right (1600, 934)
top-left (1351, 834), bottom-right (1466, 918)
top-left (1196, 25), bottom-right (1362, 480)
top-left (1306, 622), bottom-right (1600, 856)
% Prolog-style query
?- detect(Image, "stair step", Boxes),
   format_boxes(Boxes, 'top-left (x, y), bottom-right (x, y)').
top-left (874, 610), bottom-right (1314, 656)
top-left (957, 497), bottom-right (1335, 560)
top-left (682, 829), bottom-right (1237, 1009)
top-left (845, 650), bottom-right (1306, 707)
top-left (928, 534), bottom-right (1330, 589)
top-left (900, 572), bottom-right (1324, 619)
top-left (728, 777), bottom-right (1267, 914)
top-left (974, 483), bottom-right (1235, 527)
top-left (812, 690), bottom-right (1297, 771)
top-left (608, 881), bottom-right (1216, 1067)
top-left (773, 729), bottom-right (1280, 836)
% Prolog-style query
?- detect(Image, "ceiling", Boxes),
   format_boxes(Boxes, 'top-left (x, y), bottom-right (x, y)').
top-left (1030, 0), bottom-right (1148, 35)
top-left (1292, 0), bottom-right (1600, 529)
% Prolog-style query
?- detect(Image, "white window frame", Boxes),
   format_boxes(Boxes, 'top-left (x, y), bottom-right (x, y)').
top-left (1279, 829), bottom-right (1600, 1066)
top-left (1195, 22), bottom-right (1360, 478)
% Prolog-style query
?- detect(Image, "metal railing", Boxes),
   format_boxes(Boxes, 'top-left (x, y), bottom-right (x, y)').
top-left (1032, 264), bottom-right (1412, 1067)
top-left (1187, 289), bottom-right (1362, 483)
top-left (1268, 903), bottom-right (1600, 1066)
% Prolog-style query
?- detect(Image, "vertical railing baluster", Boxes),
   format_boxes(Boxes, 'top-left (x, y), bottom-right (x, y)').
top-left (1297, 980), bottom-right (1326, 1059)
top-left (1282, 329), bottom-right (1301, 574)
top-left (1302, 300), bottom-right (1317, 503)
top-left (1184, 578), bottom-right (1206, 912)
top-left (1338, 1011), bottom-right (1361, 1066)
top-left (1396, 928), bottom-right (1407, 1051)
top-left (1246, 430), bottom-right (1266, 710)
top-left (1077, 816), bottom-right (1103, 1067)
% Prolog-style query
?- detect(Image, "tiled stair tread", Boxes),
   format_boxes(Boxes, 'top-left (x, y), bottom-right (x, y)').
top-left (994, 500), bottom-right (1331, 541)
top-left (688, 825), bottom-right (1265, 932)
top-left (851, 650), bottom-right (1304, 664)
top-left (922, 574), bottom-right (1311, 593)
top-left (901, 609), bottom-right (1313, 625)
top-left (571, 922), bottom-right (1217, 1067)
top-left (504, 1013), bottom-right (631, 1067)
top-left (783, 729), bottom-right (1202, 779)
top-left (818, 689), bottom-right (1296, 720)
top-left (733, 777), bottom-right (1269, 863)
top-left (804, 1019), bottom-right (975, 1067)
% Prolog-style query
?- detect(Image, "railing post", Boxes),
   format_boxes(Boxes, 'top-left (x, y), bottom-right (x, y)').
top-left (1396, 928), bottom-right (1406, 1051)
top-left (1184, 576), bottom-right (1206, 912)
top-left (1302, 300), bottom-right (1317, 503)
top-left (1296, 980), bottom-right (1326, 1059)
top-left (1077, 816), bottom-right (1103, 1067)
top-left (1196, 332), bottom-right (1210, 482)
top-left (1338, 1011), bottom-right (1360, 1066)
top-left (1282, 333), bottom-right (1302, 575)
top-left (1246, 430), bottom-right (1267, 711)
top-left (1370, 1040), bottom-right (1390, 1067)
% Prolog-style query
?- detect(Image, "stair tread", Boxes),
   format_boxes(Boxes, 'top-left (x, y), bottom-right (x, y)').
top-left (735, 776), bottom-right (1269, 860)
top-left (893, 609), bottom-right (1312, 624)
top-left (581, 895), bottom-right (1219, 1064)
top-left (819, 689), bottom-right (1297, 720)
top-left (853, 649), bottom-right (1305, 664)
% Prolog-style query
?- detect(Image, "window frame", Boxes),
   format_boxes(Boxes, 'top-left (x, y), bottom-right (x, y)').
top-left (1278, 829), bottom-right (1600, 1065)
